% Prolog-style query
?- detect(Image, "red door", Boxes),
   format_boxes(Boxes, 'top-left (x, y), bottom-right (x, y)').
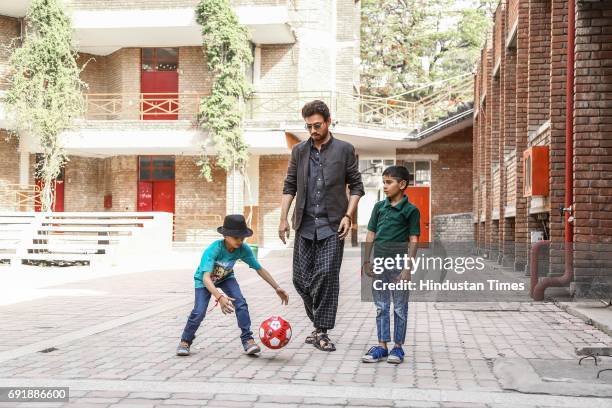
top-left (34, 180), bottom-right (64, 212)
top-left (141, 48), bottom-right (179, 120)
top-left (152, 181), bottom-right (175, 213)
top-left (137, 156), bottom-right (175, 213)
top-left (137, 181), bottom-right (153, 211)
top-left (405, 186), bottom-right (430, 242)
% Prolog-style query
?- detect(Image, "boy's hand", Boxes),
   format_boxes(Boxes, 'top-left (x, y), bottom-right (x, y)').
top-left (395, 269), bottom-right (411, 283)
top-left (275, 287), bottom-right (289, 305)
top-left (362, 261), bottom-right (375, 278)
top-left (219, 295), bottom-right (235, 314)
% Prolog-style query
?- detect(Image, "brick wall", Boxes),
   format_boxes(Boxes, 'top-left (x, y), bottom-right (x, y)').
top-left (513, 0), bottom-right (530, 271)
top-left (0, 131), bottom-right (19, 186)
top-left (259, 154), bottom-right (289, 247)
top-left (432, 213), bottom-right (474, 243)
top-left (548, 0), bottom-right (568, 275)
top-left (78, 53), bottom-right (108, 94)
top-left (103, 156), bottom-right (138, 212)
top-left (258, 44), bottom-right (298, 93)
top-left (174, 156), bottom-right (226, 242)
top-left (572, 0), bottom-right (612, 290)
top-left (473, 0), bottom-right (612, 283)
top-left (489, 4), bottom-right (505, 258)
top-left (397, 127), bottom-right (473, 218)
top-left (527, 0), bottom-right (551, 133)
top-left (501, 0), bottom-right (518, 265)
top-left (64, 156), bottom-right (104, 212)
top-left (484, 43), bottom-right (494, 255)
top-left (178, 47), bottom-right (212, 120)
top-left (83, 48), bottom-right (141, 120)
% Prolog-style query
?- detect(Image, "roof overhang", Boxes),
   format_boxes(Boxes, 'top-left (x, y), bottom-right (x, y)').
top-left (283, 111), bottom-right (474, 158)
top-left (0, 3), bottom-right (295, 55)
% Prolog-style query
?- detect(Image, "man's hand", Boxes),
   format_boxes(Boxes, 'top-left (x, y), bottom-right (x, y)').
top-left (275, 287), bottom-right (289, 305)
top-left (219, 295), bottom-right (235, 314)
top-left (278, 219), bottom-right (290, 244)
top-left (337, 216), bottom-right (351, 240)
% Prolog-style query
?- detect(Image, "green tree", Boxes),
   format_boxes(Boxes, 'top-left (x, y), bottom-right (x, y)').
top-left (4, 0), bottom-right (86, 211)
top-left (361, 0), bottom-right (496, 99)
top-left (195, 0), bottom-right (253, 181)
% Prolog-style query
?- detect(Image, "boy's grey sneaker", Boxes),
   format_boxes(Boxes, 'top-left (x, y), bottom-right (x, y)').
top-left (176, 341), bottom-right (190, 356)
top-left (244, 342), bottom-right (261, 355)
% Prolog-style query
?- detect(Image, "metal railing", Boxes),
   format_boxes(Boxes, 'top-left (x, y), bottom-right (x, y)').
top-left (82, 76), bottom-right (473, 131)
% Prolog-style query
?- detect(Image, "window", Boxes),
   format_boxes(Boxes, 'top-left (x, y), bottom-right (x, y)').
top-left (359, 159), bottom-right (396, 174)
top-left (141, 48), bottom-right (178, 72)
top-left (139, 156), bottom-right (175, 181)
top-left (401, 160), bottom-right (431, 186)
top-left (415, 161), bottom-right (431, 186)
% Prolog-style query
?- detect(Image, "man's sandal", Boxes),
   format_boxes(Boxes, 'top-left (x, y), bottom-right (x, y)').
top-left (313, 332), bottom-right (336, 352)
top-left (305, 329), bottom-right (317, 344)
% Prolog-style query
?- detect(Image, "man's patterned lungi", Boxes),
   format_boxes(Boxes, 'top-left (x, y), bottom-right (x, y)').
top-left (292, 233), bottom-right (344, 330)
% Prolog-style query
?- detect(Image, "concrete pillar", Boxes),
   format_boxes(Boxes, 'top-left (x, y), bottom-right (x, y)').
top-left (226, 166), bottom-right (244, 215)
top-left (244, 155), bottom-right (260, 244)
top-left (19, 147), bottom-right (29, 187)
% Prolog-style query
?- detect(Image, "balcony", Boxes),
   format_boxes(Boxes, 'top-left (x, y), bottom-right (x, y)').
top-left (0, 1), bottom-right (295, 55)
top-left (71, 3), bottom-right (295, 55)
top-left (84, 92), bottom-right (204, 121)
top-left (80, 84), bottom-right (472, 132)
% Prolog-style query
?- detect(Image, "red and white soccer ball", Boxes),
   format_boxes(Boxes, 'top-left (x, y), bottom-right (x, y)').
top-left (259, 316), bottom-right (292, 349)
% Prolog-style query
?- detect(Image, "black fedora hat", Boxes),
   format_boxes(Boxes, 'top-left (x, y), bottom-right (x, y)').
top-left (217, 214), bottom-right (253, 238)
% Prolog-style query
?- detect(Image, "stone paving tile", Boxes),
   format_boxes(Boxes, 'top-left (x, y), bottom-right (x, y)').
top-left (1, 255), bottom-right (611, 408)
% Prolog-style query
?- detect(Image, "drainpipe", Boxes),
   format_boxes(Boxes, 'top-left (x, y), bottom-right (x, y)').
top-left (529, 239), bottom-right (550, 298)
top-left (532, 0), bottom-right (575, 301)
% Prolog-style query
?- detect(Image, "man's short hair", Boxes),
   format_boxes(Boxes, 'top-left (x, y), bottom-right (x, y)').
top-left (382, 165), bottom-right (411, 186)
top-left (301, 100), bottom-right (331, 121)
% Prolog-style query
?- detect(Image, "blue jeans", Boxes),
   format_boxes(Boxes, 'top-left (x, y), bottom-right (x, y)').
top-left (372, 270), bottom-right (409, 345)
top-left (181, 278), bottom-right (253, 346)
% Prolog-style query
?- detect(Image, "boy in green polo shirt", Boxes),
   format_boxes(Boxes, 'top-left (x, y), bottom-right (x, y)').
top-left (362, 165), bottom-right (420, 364)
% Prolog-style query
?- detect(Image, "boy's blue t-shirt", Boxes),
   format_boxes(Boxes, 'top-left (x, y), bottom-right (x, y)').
top-left (194, 240), bottom-right (262, 288)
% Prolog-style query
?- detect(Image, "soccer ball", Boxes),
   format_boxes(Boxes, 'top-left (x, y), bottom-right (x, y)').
top-left (259, 316), bottom-right (292, 349)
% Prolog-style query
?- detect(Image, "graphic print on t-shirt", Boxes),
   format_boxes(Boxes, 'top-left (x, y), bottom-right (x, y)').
top-left (211, 261), bottom-right (235, 283)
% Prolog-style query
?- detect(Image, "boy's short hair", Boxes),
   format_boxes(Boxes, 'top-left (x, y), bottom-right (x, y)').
top-left (382, 165), bottom-right (411, 187)
top-left (301, 100), bottom-right (331, 121)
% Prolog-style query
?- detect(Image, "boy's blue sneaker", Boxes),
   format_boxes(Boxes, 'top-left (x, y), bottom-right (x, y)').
top-left (387, 346), bottom-right (405, 364)
top-left (362, 346), bottom-right (388, 363)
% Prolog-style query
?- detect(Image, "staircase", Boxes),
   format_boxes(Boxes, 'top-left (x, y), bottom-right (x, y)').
top-left (0, 212), bottom-right (173, 267)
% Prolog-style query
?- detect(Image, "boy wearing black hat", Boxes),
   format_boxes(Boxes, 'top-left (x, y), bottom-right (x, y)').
top-left (177, 214), bottom-right (289, 356)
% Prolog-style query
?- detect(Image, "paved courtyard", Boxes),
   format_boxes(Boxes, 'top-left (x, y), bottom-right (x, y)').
top-left (0, 249), bottom-right (611, 407)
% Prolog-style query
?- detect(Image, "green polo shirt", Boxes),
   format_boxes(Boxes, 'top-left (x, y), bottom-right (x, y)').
top-left (367, 196), bottom-right (421, 246)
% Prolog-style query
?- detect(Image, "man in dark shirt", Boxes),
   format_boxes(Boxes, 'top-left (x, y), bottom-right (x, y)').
top-left (279, 100), bottom-right (365, 352)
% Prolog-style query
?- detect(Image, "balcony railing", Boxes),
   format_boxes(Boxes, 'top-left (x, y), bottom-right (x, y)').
top-left (0, 183), bottom-right (41, 212)
top-left (82, 76), bottom-right (473, 131)
top-left (84, 93), bottom-right (205, 120)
